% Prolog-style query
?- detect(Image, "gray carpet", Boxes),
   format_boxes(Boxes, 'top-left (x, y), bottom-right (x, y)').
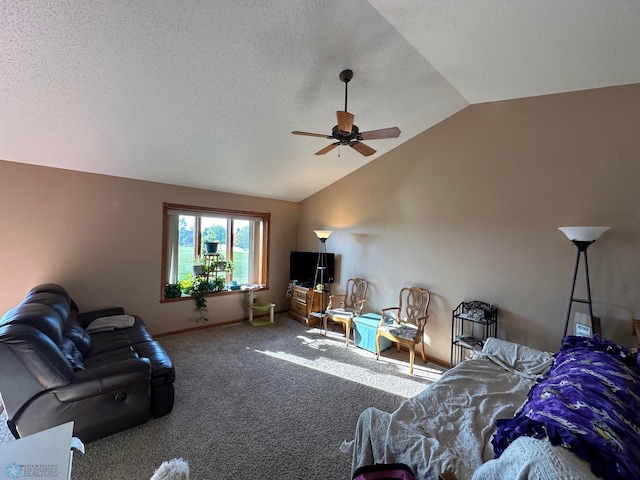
top-left (0, 315), bottom-right (445, 479)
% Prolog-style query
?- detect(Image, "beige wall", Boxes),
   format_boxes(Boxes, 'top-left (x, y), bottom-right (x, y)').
top-left (0, 161), bottom-right (299, 334)
top-left (299, 84), bottom-right (640, 362)
top-left (2, 84), bottom-right (638, 363)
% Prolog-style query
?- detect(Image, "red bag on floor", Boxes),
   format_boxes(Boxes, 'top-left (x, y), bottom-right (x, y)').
top-left (352, 463), bottom-right (416, 480)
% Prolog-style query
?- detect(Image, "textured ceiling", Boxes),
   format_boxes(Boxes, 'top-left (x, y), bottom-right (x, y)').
top-left (1, 1), bottom-right (639, 202)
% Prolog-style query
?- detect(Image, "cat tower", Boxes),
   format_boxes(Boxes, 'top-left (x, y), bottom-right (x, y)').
top-left (247, 288), bottom-right (275, 326)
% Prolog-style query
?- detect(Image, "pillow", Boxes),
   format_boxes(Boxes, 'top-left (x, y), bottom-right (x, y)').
top-left (86, 314), bottom-right (135, 333)
top-left (492, 336), bottom-right (640, 480)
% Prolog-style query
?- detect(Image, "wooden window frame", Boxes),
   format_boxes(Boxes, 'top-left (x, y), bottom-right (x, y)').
top-left (160, 202), bottom-right (270, 301)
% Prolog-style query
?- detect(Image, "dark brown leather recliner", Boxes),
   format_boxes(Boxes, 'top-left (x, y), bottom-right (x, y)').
top-left (0, 284), bottom-right (175, 443)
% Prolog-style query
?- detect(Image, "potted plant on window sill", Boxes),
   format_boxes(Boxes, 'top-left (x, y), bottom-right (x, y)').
top-left (165, 283), bottom-right (182, 298)
top-left (213, 276), bottom-right (225, 292)
top-left (205, 241), bottom-right (219, 254)
top-left (179, 274), bottom-right (194, 295)
top-left (192, 256), bottom-right (206, 276)
top-left (213, 256), bottom-right (234, 273)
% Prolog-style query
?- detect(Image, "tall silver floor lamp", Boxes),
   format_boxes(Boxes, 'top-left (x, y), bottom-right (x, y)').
top-left (558, 226), bottom-right (610, 338)
top-left (311, 229), bottom-right (332, 316)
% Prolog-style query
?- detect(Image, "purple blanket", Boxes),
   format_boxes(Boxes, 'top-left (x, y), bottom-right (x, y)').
top-left (492, 336), bottom-right (640, 480)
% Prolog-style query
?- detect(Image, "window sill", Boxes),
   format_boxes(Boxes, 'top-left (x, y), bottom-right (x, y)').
top-left (160, 285), bottom-right (268, 303)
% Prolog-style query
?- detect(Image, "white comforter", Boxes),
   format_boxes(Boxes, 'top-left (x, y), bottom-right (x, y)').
top-left (342, 338), bottom-right (556, 479)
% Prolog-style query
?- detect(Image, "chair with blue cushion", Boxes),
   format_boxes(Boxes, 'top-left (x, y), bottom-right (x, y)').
top-left (322, 278), bottom-right (368, 346)
top-left (376, 286), bottom-right (430, 374)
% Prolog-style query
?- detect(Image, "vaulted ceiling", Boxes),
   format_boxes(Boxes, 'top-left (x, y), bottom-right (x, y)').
top-left (2, 2), bottom-right (639, 202)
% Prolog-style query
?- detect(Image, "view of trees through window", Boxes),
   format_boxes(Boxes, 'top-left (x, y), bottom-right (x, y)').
top-left (176, 216), bottom-right (250, 284)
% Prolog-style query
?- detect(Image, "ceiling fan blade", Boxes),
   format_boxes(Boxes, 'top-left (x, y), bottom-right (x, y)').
top-left (337, 111), bottom-right (354, 133)
top-left (292, 131), bottom-right (331, 138)
top-left (359, 127), bottom-right (401, 140)
top-left (350, 142), bottom-right (376, 157)
top-left (315, 143), bottom-right (339, 155)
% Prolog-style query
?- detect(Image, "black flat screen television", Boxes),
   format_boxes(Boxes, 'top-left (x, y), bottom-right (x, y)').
top-left (289, 251), bottom-right (335, 287)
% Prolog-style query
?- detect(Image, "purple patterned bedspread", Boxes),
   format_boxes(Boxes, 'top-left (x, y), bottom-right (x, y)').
top-left (492, 335), bottom-right (640, 480)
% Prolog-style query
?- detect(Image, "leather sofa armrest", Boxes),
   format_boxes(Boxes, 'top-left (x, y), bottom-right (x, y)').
top-left (77, 307), bottom-right (126, 327)
top-left (53, 357), bottom-right (151, 403)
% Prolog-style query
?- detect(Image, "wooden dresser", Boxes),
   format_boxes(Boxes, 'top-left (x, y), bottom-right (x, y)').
top-left (288, 284), bottom-right (327, 327)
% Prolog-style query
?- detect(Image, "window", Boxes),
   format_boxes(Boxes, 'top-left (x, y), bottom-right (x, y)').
top-left (161, 203), bottom-right (270, 300)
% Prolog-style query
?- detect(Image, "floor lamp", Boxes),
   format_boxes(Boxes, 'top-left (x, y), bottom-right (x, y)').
top-left (310, 230), bottom-right (332, 319)
top-left (313, 230), bottom-right (332, 290)
top-left (558, 226), bottom-right (610, 338)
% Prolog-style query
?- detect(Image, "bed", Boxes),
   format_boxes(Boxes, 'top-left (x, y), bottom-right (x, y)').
top-left (342, 335), bottom-right (640, 480)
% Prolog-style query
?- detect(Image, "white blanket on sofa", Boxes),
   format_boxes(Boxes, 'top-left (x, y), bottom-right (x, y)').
top-left (86, 314), bottom-right (136, 333)
top-left (341, 338), bottom-right (558, 479)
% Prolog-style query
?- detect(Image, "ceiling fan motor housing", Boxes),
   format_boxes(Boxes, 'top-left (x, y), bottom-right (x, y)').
top-left (332, 124), bottom-right (360, 144)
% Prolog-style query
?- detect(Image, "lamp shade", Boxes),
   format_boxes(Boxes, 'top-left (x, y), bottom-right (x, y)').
top-left (558, 226), bottom-right (610, 242)
top-left (314, 230), bottom-right (333, 240)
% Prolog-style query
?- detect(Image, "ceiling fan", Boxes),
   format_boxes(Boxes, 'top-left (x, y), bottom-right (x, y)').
top-left (292, 69), bottom-right (401, 157)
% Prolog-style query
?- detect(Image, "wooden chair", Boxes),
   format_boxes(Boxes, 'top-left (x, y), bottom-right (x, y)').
top-left (376, 286), bottom-right (430, 374)
top-left (323, 278), bottom-right (368, 346)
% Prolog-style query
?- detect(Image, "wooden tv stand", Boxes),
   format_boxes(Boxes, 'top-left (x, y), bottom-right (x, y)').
top-left (288, 284), bottom-right (327, 327)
